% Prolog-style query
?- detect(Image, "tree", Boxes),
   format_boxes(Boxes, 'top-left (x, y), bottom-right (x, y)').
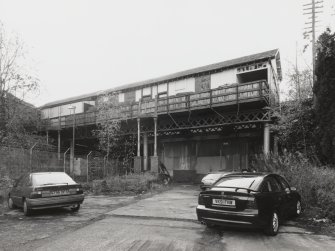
top-left (286, 67), bottom-right (313, 102)
top-left (314, 28), bottom-right (335, 165)
top-left (0, 23), bottom-right (40, 145)
top-left (94, 93), bottom-right (135, 173)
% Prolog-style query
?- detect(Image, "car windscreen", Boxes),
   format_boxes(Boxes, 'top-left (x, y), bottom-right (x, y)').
top-left (32, 173), bottom-right (76, 186)
top-left (213, 176), bottom-right (260, 190)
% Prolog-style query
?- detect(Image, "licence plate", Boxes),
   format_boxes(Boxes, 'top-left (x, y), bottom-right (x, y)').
top-left (212, 199), bottom-right (236, 207)
top-left (50, 190), bottom-right (70, 196)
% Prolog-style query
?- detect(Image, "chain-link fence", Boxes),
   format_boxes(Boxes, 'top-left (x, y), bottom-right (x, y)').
top-left (0, 143), bottom-right (133, 182)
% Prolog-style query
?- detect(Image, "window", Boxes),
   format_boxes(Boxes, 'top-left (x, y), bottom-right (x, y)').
top-left (268, 177), bottom-right (281, 192)
top-left (32, 173), bottom-right (76, 186)
top-left (118, 93), bottom-right (125, 103)
top-left (277, 175), bottom-right (290, 191)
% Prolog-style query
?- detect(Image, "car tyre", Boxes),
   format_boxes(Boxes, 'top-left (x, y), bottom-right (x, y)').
top-left (292, 200), bottom-right (302, 218)
top-left (8, 196), bottom-right (16, 209)
top-left (265, 211), bottom-right (279, 236)
top-left (23, 200), bottom-right (32, 216)
top-left (71, 204), bottom-right (80, 212)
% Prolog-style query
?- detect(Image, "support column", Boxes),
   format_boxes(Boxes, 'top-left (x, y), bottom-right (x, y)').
top-left (151, 117), bottom-right (159, 173)
top-left (137, 118), bottom-right (140, 157)
top-left (46, 130), bottom-right (49, 145)
top-left (263, 123), bottom-right (270, 155)
top-left (58, 130), bottom-right (61, 160)
top-left (134, 118), bottom-right (142, 173)
top-left (143, 132), bottom-right (148, 171)
top-left (154, 117), bottom-right (157, 157)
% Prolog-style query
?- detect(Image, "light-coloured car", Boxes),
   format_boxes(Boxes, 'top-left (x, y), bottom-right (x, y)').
top-left (200, 171), bottom-right (231, 191)
top-left (8, 172), bottom-right (85, 216)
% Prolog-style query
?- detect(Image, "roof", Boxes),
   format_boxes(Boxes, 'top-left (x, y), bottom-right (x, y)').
top-left (40, 49), bottom-right (280, 109)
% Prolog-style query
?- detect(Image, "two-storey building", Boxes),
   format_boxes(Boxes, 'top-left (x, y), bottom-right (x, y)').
top-left (40, 49), bottom-right (282, 181)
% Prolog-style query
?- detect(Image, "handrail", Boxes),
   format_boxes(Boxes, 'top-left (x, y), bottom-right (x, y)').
top-left (41, 79), bottom-right (270, 128)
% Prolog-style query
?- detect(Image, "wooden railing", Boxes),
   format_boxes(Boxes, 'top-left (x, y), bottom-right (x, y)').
top-left (42, 80), bottom-right (269, 130)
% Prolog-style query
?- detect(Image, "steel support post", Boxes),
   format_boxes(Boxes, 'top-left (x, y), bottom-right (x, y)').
top-left (154, 117), bottom-right (157, 157)
top-left (263, 123), bottom-right (270, 155)
top-left (143, 132), bottom-right (148, 171)
top-left (58, 130), bottom-right (61, 160)
top-left (137, 118), bottom-right (140, 157)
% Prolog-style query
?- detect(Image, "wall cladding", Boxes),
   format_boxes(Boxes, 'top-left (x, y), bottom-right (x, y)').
top-left (195, 75), bottom-right (211, 92)
top-left (124, 90), bottom-right (136, 104)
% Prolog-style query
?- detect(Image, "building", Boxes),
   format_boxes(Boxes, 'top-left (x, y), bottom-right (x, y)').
top-left (40, 49), bottom-right (282, 181)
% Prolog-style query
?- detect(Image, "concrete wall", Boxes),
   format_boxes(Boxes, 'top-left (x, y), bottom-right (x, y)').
top-left (159, 136), bottom-right (262, 179)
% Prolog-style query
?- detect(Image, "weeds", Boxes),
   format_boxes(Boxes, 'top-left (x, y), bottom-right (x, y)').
top-left (256, 153), bottom-right (335, 220)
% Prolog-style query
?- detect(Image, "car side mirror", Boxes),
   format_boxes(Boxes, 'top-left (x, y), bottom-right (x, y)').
top-left (290, 187), bottom-right (297, 192)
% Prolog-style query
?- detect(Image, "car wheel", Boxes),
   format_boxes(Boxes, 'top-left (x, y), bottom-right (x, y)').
top-left (71, 204), bottom-right (80, 212)
top-left (23, 200), bottom-right (32, 216)
top-left (292, 200), bottom-right (302, 218)
top-left (265, 211), bottom-right (279, 236)
top-left (8, 196), bottom-right (16, 209)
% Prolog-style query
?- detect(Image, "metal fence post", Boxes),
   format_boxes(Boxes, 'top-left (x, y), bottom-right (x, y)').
top-left (63, 147), bottom-right (70, 173)
top-left (29, 143), bottom-right (37, 173)
top-left (103, 153), bottom-right (109, 178)
top-left (87, 151), bottom-right (92, 183)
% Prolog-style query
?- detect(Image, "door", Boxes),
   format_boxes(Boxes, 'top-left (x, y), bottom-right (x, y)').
top-left (276, 175), bottom-right (296, 216)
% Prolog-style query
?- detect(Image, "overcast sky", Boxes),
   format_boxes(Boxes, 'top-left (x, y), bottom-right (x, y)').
top-left (1, 0), bottom-right (334, 106)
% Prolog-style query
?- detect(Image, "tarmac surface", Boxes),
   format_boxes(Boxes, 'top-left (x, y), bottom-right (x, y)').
top-left (1, 185), bottom-right (335, 250)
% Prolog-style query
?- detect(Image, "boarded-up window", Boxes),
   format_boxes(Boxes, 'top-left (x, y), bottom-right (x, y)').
top-left (142, 87), bottom-right (151, 97)
top-left (211, 69), bottom-right (237, 89)
top-left (168, 78), bottom-right (195, 96)
top-left (152, 86), bottom-right (157, 99)
top-left (135, 89), bottom-right (141, 101)
top-left (118, 93), bottom-right (125, 103)
top-left (158, 83), bottom-right (167, 93)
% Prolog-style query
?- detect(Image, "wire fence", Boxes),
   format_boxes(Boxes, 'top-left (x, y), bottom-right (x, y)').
top-left (0, 143), bottom-right (133, 182)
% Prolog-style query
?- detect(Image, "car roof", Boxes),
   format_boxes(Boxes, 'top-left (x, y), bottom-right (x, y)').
top-left (31, 172), bottom-right (67, 175)
top-left (207, 171), bottom-right (231, 174)
top-left (224, 172), bottom-right (269, 177)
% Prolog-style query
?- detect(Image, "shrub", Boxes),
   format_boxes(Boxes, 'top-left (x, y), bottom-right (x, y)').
top-left (256, 153), bottom-right (335, 220)
top-left (91, 172), bottom-right (159, 194)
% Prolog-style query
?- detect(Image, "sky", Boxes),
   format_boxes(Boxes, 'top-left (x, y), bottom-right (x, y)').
top-left (0, 0), bottom-right (334, 106)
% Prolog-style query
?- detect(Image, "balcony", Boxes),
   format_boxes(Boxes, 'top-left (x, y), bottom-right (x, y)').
top-left (41, 80), bottom-right (270, 130)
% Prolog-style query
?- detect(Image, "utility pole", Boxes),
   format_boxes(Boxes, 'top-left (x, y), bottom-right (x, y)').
top-left (303, 0), bottom-right (323, 88)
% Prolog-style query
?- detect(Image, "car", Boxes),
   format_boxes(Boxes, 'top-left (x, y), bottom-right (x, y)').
top-left (8, 172), bottom-right (85, 216)
top-left (196, 172), bottom-right (302, 236)
top-left (200, 171), bottom-right (231, 191)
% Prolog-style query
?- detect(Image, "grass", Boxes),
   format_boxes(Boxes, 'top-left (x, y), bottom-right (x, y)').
top-left (256, 153), bottom-right (335, 221)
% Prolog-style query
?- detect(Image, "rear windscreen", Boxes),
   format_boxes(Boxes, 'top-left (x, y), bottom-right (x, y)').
top-left (32, 173), bottom-right (76, 186)
top-left (214, 176), bottom-right (259, 190)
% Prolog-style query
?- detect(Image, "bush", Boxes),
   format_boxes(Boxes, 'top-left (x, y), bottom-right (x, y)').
top-left (256, 153), bottom-right (335, 220)
top-left (91, 172), bottom-right (159, 194)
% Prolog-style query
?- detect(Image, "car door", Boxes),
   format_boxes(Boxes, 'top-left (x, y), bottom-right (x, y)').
top-left (267, 176), bottom-right (288, 219)
top-left (276, 175), bottom-right (296, 214)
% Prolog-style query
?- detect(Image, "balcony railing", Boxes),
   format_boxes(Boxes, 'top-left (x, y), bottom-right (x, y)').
top-left (42, 80), bottom-right (269, 130)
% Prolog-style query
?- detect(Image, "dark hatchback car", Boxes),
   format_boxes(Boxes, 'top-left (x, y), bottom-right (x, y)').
top-left (196, 173), bottom-right (302, 236)
top-left (8, 172), bottom-right (85, 216)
